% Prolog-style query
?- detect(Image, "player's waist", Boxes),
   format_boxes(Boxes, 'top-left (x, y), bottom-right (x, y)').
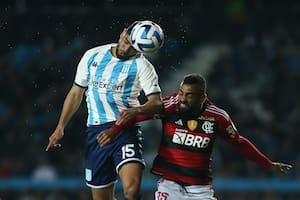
top-left (86, 114), bottom-right (119, 126)
top-left (87, 121), bottom-right (115, 128)
top-left (159, 178), bottom-right (213, 191)
top-left (152, 156), bottom-right (212, 184)
top-left (88, 121), bottom-right (139, 129)
top-left (86, 109), bottom-right (139, 126)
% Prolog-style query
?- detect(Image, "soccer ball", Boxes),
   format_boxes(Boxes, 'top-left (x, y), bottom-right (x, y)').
top-left (130, 21), bottom-right (164, 54)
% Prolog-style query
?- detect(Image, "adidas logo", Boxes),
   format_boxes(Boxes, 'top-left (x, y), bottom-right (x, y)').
top-left (175, 119), bottom-right (183, 126)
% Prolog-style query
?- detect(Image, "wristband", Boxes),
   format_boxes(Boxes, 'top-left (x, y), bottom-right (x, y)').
top-left (111, 124), bottom-right (122, 133)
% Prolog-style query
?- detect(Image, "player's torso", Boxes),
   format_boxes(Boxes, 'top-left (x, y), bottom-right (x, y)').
top-left (158, 95), bottom-right (225, 157)
top-left (152, 97), bottom-right (227, 184)
top-left (85, 46), bottom-right (142, 125)
top-left (152, 111), bottom-right (219, 185)
top-left (162, 113), bottom-right (218, 153)
top-left (87, 51), bottom-right (141, 99)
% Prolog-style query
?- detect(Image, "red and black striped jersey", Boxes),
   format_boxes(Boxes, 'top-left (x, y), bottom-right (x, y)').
top-left (151, 93), bottom-right (273, 185)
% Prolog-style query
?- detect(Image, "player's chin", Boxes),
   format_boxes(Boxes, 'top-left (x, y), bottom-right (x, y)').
top-left (118, 52), bottom-right (130, 60)
top-left (178, 105), bottom-right (189, 113)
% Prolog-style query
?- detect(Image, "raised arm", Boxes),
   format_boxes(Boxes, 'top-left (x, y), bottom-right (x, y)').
top-left (117, 93), bottom-right (162, 125)
top-left (97, 93), bottom-right (177, 146)
top-left (97, 114), bottom-right (155, 147)
top-left (97, 94), bottom-right (164, 146)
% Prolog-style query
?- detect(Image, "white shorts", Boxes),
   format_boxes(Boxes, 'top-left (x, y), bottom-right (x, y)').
top-left (155, 178), bottom-right (217, 200)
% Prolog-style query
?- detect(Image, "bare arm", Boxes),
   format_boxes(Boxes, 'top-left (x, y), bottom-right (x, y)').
top-left (117, 93), bottom-right (162, 125)
top-left (46, 85), bottom-right (85, 151)
top-left (97, 114), bottom-right (155, 146)
top-left (97, 94), bottom-right (163, 147)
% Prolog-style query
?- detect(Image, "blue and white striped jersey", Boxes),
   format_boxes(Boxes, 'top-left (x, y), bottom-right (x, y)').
top-left (74, 44), bottom-right (161, 126)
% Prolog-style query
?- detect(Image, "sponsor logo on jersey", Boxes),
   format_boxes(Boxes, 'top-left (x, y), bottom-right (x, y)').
top-left (91, 77), bottom-right (123, 91)
top-left (172, 128), bottom-right (210, 148)
top-left (201, 121), bottom-right (214, 134)
top-left (198, 116), bottom-right (215, 121)
top-left (187, 120), bottom-right (198, 131)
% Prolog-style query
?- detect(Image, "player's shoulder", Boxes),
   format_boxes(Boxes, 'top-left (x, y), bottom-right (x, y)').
top-left (163, 92), bottom-right (179, 102)
top-left (135, 54), bottom-right (154, 67)
top-left (204, 100), bottom-right (230, 121)
top-left (162, 92), bottom-right (179, 111)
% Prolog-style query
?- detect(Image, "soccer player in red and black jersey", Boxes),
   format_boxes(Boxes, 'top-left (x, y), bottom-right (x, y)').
top-left (97, 73), bottom-right (292, 200)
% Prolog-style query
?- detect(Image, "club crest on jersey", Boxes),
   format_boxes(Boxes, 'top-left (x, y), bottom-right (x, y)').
top-left (201, 121), bottom-right (214, 134)
top-left (187, 120), bottom-right (198, 131)
top-left (121, 64), bottom-right (131, 73)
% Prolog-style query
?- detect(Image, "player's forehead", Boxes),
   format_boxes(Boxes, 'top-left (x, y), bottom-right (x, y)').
top-left (120, 30), bottom-right (132, 43)
top-left (126, 21), bottom-right (140, 33)
top-left (179, 83), bottom-right (202, 94)
top-left (124, 33), bottom-right (131, 43)
top-left (123, 21), bottom-right (139, 43)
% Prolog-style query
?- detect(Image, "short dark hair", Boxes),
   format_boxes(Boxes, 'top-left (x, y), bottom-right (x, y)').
top-left (182, 73), bottom-right (207, 95)
top-left (125, 21), bottom-right (140, 35)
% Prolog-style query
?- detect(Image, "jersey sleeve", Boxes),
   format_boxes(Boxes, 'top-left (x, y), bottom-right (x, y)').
top-left (74, 50), bottom-right (93, 88)
top-left (161, 93), bottom-right (179, 115)
top-left (112, 93), bottom-right (175, 131)
top-left (218, 112), bottom-right (273, 169)
top-left (111, 114), bottom-right (154, 132)
top-left (137, 58), bottom-right (161, 96)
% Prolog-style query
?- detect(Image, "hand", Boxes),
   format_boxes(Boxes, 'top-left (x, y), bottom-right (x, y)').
top-left (271, 162), bottom-right (292, 174)
top-left (116, 107), bottom-right (140, 125)
top-left (97, 128), bottom-right (119, 147)
top-left (46, 127), bottom-right (64, 151)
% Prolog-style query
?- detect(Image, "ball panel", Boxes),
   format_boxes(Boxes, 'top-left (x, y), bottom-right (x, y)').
top-left (130, 20), bottom-right (164, 54)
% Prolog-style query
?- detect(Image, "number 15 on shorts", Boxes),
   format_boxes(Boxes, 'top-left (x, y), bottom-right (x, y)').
top-left (155, 191), bottom-right (169, 200)
top-left (122, 144), bottom-right (135, 159)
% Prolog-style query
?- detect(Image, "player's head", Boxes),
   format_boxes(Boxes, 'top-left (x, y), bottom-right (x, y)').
top-left (178, 73), bottom-right (207, 116)
top-left (116, 21), bottom-right (139, 60)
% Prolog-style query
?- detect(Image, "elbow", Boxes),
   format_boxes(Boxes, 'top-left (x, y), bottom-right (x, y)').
top-left (149, 98), bottom-right (163, 114)
top-left (157, 98), bottom-right (163, 107)
top-left (145, 94), bottom-right (163, 114)
top-left (152, 99), bottom-right (163, 113)
top-left (157, 97), bottom-right (163, 107)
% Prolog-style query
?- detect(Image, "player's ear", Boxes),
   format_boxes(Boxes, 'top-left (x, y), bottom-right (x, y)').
top-left (200, 93), bottom-right (207, 103)
top-left (120, 29), bottom-right (127, 38)
top-left (199, 93), bottom-right (207, 109)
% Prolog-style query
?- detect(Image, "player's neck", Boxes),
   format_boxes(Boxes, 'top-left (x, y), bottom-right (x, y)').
top-left (111, 46), bottom-right (117, 57)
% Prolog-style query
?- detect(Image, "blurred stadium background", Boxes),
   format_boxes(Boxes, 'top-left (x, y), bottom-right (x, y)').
top-left (1, 0), bottom-right (299, 199)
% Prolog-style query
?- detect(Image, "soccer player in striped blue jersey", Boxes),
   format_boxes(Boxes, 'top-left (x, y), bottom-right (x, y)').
top-left (46, 21), bottom-right (162, 200)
